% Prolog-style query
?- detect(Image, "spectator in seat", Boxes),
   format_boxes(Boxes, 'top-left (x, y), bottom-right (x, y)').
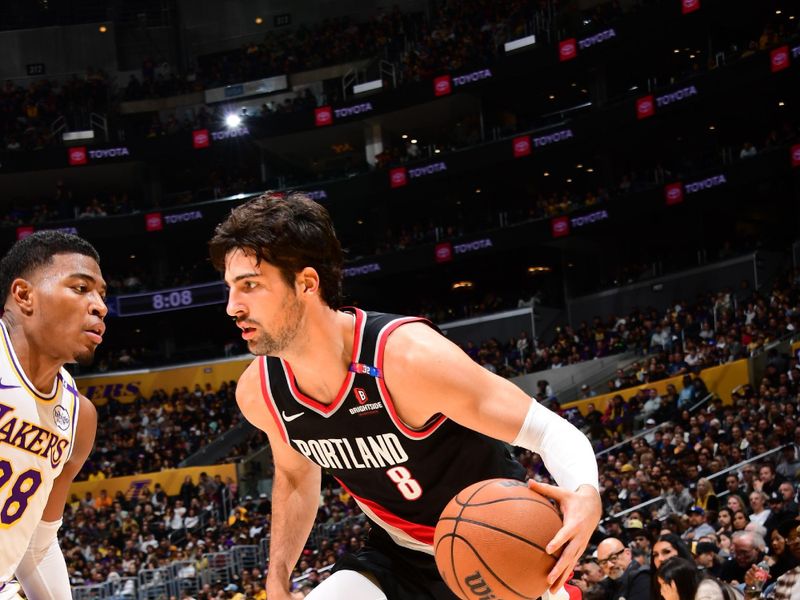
top-left (718, 530), bottom-right (766, 584)
top-left (597, 537), bottom-right (652, 600)
top-left (656, 557), bottom-right (742, 600)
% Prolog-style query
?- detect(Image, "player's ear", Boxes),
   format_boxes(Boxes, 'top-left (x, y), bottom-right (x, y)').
top-left (10, 278), bottom-right (34, 315)
top-left (298, 268), bottom-right (320, 295)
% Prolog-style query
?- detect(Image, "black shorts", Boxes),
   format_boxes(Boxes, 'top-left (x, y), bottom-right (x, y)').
top-left (333, 524), bottom-right (459, 600)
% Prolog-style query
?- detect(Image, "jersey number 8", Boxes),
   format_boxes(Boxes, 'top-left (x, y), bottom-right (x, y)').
top-left (386, 466), bottom-right (422, 501)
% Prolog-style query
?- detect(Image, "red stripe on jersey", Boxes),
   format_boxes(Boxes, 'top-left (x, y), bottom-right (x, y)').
top-left (280, 308), bottom-right (366, 414)
top-left (259, 357), bottom-right (288, 444)
top-left (376, 318), bottom-right (448, 439)
top-left (336, 478), bottom-right (435, 546)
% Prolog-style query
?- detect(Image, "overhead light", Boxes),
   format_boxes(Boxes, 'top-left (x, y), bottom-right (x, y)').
top-left (586, 167), bottom-right (594, 173)
top-left (401, 134), bottom-right (408, 139)
top-left (674, 49), bottom-right (680, 53)
top-left (135, 328), bottom-right (141, 333)
top-left (689, 54), bottom-right (696, 59)
top-left (129, 254), bottom-right (136, 259)
top-left (581, 88), bottom-right (588, 94)
top-left (528, 266), bottom-right (552, 274)
top-left (225, 114), bottom-right (242, 128)
top-left (566, 178), bottom-right (573, 183)
top-left (62, 130), bottom-right (95, 142)
top-left (410, 138), bottom-right (418, 144)
top-left (356, 219), bottom-right (364, 225)
top-left (779, 101), bottom-right (785, 107)
top-left (708, 124), bottom-right (715, 130)
top-left (99, 25), bottom-right (108, 33)
top-left (434, 148), bottom-right (441, 154)
top-left (790, 16), bottom-right (796, 20)
top-left (255, 16), bottom-right (263, 24)
top-left (776, 9), bottom-right (782, 15)
top-left (475, 188), bottom-right (481, 194)
top-left (571, 82), bottom-right (577, 88)
top-left (548, 94), bottom-right (556, 100)
top-left (629, 85), bottom-right (639, 91)
top-left (452, 281), bottom-right (474, 290)
top-left (576, 163), bottom-right (583, 169)
top-left (543, 171), bottom-right (550, 177)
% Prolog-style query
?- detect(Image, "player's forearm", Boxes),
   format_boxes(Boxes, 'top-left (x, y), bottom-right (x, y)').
top-left (265, 466), bottom-right (322, 594)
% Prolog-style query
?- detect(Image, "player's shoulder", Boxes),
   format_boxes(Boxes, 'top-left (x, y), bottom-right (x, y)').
top-left (235, 358), bottom-right (263, 403)
top-left (383, 320), bottom-right (448, 366)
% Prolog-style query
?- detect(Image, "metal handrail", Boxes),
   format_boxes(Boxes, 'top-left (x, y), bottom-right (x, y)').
top-left (609, 444), bottom-right (789, 520)
top-left (595, 393), bottom-right (713, 457)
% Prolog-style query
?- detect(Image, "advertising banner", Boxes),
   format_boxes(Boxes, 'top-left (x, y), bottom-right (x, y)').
top-left (69, 464), bottom-right (238, 501)
top-left (76, 357), bottom-right (251, 405)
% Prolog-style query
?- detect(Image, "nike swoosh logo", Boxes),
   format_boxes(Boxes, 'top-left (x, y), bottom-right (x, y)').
top-left (0, 378), bottom-right (20, 390)
top-left (281, 410), bottom-right (305, 422)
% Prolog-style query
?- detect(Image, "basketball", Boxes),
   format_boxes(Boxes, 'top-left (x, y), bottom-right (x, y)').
top-left (434, 478), bottom-right (563, 600)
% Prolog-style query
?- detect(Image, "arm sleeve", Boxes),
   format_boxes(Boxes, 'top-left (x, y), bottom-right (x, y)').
top-left (15, 519), bottom-right (72, 600)
top-left (511, 399), bottom-right (599, 492)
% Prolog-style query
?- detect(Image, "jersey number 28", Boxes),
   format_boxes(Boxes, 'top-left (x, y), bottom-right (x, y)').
top-left (0, 459), bottom-right (43, 526)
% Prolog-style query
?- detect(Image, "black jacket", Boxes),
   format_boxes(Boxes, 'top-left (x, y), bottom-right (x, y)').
top-left (612, 561), bottom-right (651, 600)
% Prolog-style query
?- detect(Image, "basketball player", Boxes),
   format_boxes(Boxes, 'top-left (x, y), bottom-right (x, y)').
top-left (0, 232), bottom-right (107, 600)
top-left (209, 193), bottom-right (601, 600)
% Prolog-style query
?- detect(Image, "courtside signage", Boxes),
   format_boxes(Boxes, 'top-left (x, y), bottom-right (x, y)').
top-left (771, 46), bottom-right (790, 73)
top-left (68, 146), bottom-right (131, 166)
top-left (391, 162), bottom-right (448, 187)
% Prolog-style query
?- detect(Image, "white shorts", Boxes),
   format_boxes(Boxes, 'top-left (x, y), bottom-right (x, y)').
top-left (0, 581), bottom-right (23, 600)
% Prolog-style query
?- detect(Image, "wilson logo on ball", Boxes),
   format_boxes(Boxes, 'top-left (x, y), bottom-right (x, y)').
top-left (464, 572), bottom-right (497, 599)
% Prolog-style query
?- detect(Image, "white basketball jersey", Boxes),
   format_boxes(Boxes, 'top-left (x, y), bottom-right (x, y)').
top-left (0, 321), bottom-right (79, 586)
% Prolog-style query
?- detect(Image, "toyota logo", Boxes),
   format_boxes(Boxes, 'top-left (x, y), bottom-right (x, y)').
top-left (70, 150), bottom-right (84, 161)
top-left (773, 53), bottom-right (787, 66)
top-left (392, 172), bottom-right (404, 183)
top-left (667, 188), bottom-right (681, 200)
top-left (638, 100), bottom-right (652, 113)
top-left (195, 133), bottom-right (208, 144)
top-left (436, 247), bottom-right (450, 258)
top-left (793, 147), bottom-right (800, 162)
top-left (515, 140), bottom-right (529, 152)
top-left (553, 221), bottom-right (567, 233)
top-left (561, 43), bottom-right (575, 56)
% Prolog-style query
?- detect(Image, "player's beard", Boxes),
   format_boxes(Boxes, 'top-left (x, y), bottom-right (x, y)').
top-left (248, 291), bottom-right (305, 356)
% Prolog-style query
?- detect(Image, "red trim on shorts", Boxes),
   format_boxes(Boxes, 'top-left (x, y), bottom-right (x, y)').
top-left (259, 357), bottom-right (288, 444)
top-left (280, 308), bottom-right (366, 414)
top-left (337, 478), bottom-right (435, 546)
top-left (376, 318), bottom-right (448, 439)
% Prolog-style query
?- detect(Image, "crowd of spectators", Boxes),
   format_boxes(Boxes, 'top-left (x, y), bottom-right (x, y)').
top-left (457, 270), bottom-right (800, 394)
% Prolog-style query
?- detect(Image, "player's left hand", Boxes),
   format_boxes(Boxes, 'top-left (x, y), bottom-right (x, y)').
top-left (527, 480), bottom-right (602, 594)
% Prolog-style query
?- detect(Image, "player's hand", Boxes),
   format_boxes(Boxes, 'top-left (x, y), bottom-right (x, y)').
top-left (528, 480), bottom-right (602, 594)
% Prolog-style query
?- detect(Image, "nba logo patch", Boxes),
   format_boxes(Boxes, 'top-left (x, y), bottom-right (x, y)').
top-left (53, 405), bottom-right (70, 431)
top-left (354, 388), bottom-right (369, 405)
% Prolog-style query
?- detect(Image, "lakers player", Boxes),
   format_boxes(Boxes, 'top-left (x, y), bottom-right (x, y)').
top-left (209, 193), bottom-right (601, 600)
top-left (0, 232), bottom-right (106, 600)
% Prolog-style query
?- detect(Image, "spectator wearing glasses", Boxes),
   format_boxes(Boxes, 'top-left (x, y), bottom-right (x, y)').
top-left (719, 531), bottom-right (766, 584)
top-left (573, 557), bottom-right (613, 598)
top-left (596, 537), bottom-right (652, 600)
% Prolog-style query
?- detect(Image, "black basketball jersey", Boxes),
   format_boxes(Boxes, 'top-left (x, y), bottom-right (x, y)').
top-left (259, 308), bottom-right (525, 554)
